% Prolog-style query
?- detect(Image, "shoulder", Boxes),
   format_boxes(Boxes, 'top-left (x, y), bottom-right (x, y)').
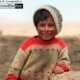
top-left (55, 37), bottom-right (67, 48)
top-left (20, 36), bottom-right (35, 51)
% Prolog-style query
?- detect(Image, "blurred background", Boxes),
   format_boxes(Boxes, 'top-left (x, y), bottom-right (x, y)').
top-left (0, 0), bottom-right (80, 80)
top-left (0, 0), bottom-right (80, 37)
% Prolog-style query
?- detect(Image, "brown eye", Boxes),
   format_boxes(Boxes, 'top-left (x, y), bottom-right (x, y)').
top-left (48, 23), bottom-right (55, 27)
top-left (39, 23), bottom-right (45, 26)
top-left (39, 23), bottom-right (45, 28)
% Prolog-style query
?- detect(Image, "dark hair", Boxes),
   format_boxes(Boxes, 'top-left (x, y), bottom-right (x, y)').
top-left (33, 9), bottom-right (53, 27)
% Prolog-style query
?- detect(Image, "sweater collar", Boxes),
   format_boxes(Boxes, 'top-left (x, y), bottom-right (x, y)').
top-left (32, 35), bottom-right (56, 45)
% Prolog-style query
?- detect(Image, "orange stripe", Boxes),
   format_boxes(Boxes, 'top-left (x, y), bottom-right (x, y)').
top-left (55, 38), bottom-right (66, 48)
top-left (57, 64), bottom-right (69, 71)
top-left (5, 74), bottom-right (24, 80)
top-left (20, 36), bottom-right (66, 51)
top-left (32, 36), bottom-right (66, 48)
top-left (20, 37), bottom-right (35, 51)
top-left (5, 74), bottom-right (18, 80)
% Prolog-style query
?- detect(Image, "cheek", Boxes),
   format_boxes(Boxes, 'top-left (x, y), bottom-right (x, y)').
top-left (54, 27), bottom-right (57, 33)
top-left (36, 28), bottom-right (41, 34)
top-left (37, 30), bottom-right (42, 35)
top-left (50, 27), bottom-right (57, 33)
top-left (36, 27), bottom-right (57, 35)
top-left (36, 27), bottom-right (43, 32)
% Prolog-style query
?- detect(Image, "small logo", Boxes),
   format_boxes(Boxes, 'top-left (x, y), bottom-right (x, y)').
top-left (0, 0), bottom-right (23, 9)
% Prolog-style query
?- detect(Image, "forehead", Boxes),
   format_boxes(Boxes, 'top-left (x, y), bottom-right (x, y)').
top-left (39, 17), bottom-right (55, 23)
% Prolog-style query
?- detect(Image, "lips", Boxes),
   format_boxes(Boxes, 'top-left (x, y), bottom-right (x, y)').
top-left (42, 32), bottom-right (52, 36)
top-left (42, 34), bottom-right (52, 38)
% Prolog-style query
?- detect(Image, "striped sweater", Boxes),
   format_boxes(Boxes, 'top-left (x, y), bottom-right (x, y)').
top-left (5, 36), bottom-right (70, 80)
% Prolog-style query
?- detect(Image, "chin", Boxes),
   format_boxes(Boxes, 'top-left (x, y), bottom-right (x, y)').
top-left (42, 37), bottom-right (53, 41)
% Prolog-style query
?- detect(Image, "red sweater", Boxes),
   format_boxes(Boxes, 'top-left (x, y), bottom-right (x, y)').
top-left (5, 36), bottom-right (70, 80)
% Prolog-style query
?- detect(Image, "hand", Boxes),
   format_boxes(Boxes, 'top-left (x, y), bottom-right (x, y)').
top-left (53, 66), bottom-right (64, 74)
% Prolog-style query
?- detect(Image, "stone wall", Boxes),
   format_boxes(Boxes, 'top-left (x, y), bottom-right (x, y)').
top-left (50, 71), bottom-right (80, 80)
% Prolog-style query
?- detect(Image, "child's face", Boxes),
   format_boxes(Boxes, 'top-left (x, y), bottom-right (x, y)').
top-left (36, 17), bottom-right (57, 41)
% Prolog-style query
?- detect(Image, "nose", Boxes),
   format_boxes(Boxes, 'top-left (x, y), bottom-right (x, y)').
top-left (45, 26), bottom-right (49, 31)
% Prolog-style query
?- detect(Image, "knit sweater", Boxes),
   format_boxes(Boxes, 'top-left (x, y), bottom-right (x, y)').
top-left (5, 36), bottom-right (70, 80)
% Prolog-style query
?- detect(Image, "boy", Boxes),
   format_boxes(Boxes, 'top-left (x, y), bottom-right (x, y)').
top-left (5, 5), bottom-right (70, 80)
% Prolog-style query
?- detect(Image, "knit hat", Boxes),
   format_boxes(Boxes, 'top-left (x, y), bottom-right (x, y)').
top-left (33, 5), bottom-right (63, 35)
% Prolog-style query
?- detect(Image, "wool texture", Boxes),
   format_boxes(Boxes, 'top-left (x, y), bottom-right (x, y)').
top-left (33, 5), bottom-right (63, 35)
top-left (5, 36), bottom-right (70, 80)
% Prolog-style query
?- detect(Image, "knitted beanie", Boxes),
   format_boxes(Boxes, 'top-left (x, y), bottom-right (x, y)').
top-left (33, 5), bottom-right (63, 35)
